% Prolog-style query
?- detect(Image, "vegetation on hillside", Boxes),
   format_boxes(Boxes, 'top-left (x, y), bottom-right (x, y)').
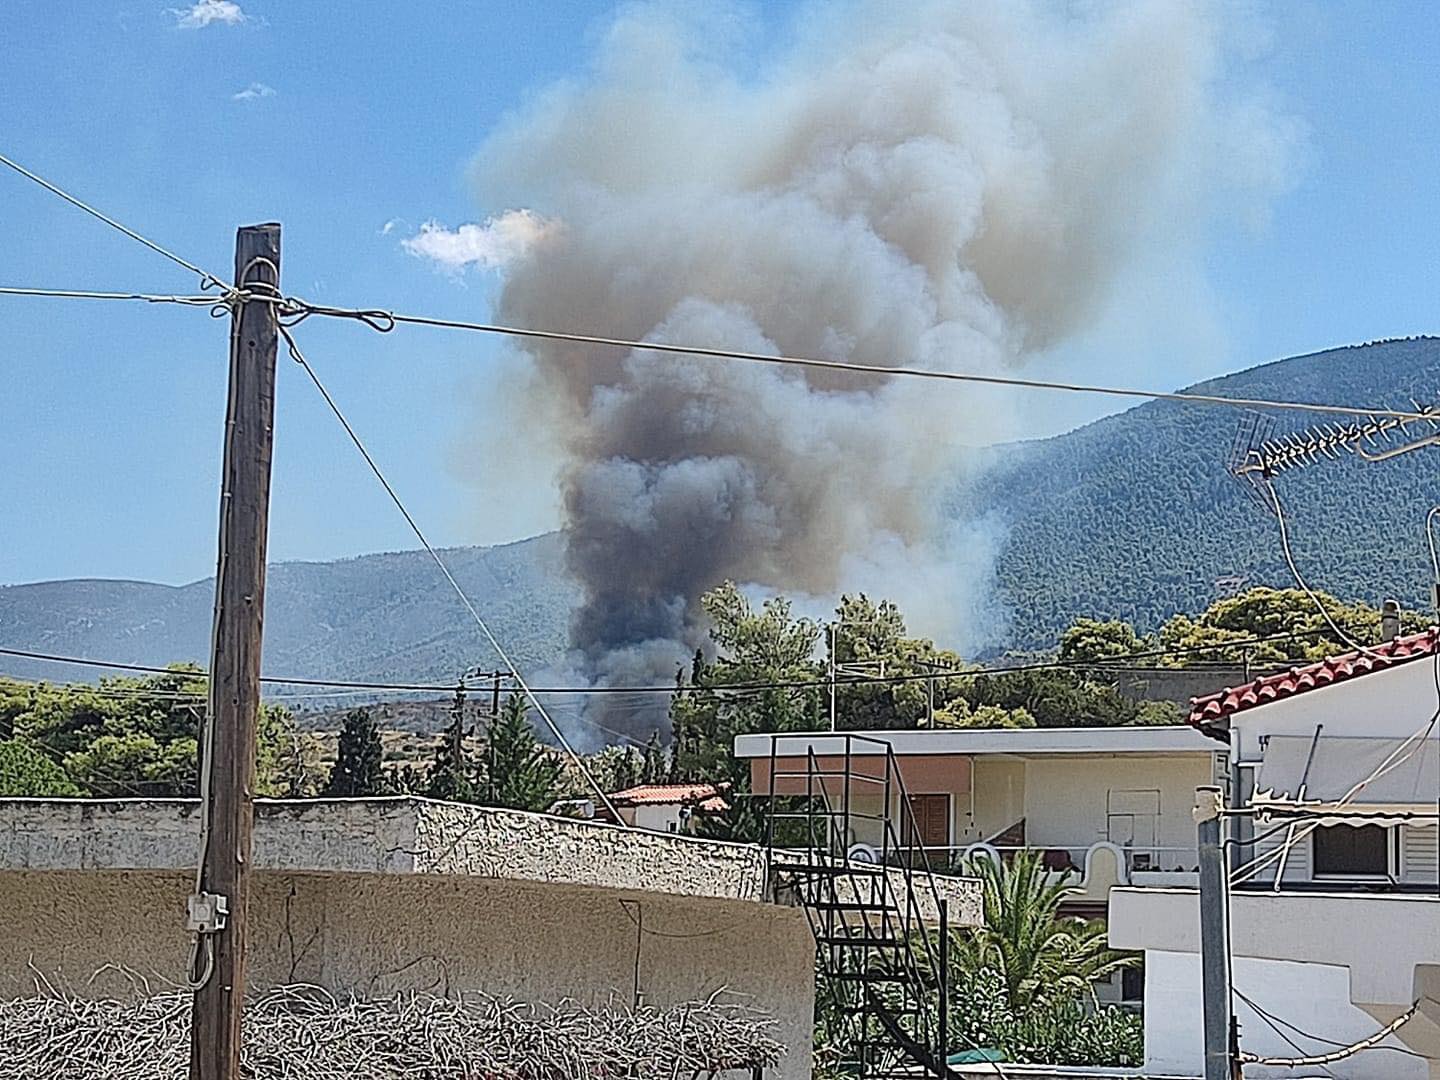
top-left (969, 336), bottom-right (1440, 649)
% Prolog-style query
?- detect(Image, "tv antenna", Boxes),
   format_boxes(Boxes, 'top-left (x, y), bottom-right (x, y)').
top-left (1228, 400), bottom-right (1440, 513)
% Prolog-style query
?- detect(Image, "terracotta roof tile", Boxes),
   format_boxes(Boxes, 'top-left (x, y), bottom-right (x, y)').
top-left (1187, 628), bottom-right (1440, 727)
top-left (608, 782), bottom-right (726, 807)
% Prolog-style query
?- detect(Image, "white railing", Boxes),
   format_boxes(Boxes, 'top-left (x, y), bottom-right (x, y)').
top-left (868, 841), bottom-right (1199, 886)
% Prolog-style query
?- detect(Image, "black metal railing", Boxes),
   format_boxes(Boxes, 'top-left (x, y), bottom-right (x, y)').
top-left (763, 732), bottom-right (954, 1079)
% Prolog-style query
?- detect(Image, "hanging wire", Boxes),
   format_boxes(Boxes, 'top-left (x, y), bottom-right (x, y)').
top-left (0, 152), bottom-right (230, 293)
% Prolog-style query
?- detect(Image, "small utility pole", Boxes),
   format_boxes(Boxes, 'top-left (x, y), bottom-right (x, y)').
top-left (190, 224), bottom-right (281, 1080)
top-left (828, 624), bottom-right (837, 732)
top-left (1196, 785), bottom-right (1239, 1080)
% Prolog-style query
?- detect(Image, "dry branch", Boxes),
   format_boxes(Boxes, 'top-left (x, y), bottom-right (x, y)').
top-left (0, 984), bottom-right (784, 1079)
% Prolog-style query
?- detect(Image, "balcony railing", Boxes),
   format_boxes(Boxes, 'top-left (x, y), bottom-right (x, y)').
top-left (849, 841), bottom-right (1200, 887)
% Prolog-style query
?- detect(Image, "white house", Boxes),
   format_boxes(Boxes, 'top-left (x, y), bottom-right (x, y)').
top-left (597, 781), bottom-right (730, 833)
top-left (1109, 630), bottom-right (1440, 1078)
top-left (734, 726), bottom-right (1217, 915)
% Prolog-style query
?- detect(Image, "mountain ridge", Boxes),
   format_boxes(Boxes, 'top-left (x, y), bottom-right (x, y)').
top-left (4, 336), bottom-right (1439, 685)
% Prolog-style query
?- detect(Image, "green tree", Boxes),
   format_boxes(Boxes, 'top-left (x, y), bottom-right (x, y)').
top-left (935, 701), bottom-right (1036, 729)
top-left (830, 594), bottom-right (969, 730)
top-left (1158, 586), bottom-right (1425, 666)
top-left (583, 744), bottom-right (643, 794)
top-left (0, 739), bottom-right (80, 796)
top-left (425, 685), bottom-right (475, 803)
top-left (325, 707), bottom-right (386, 796)
top-left (1, 670), bottom-right (292, 796)
top-left (640, 729), bottom-right (667, 784)
top-left (671, 583), bottom-right (825, 841)
top-left (958, 668), bottom-right (1137, 728)
top-left (478, 693), bottom-right (563, 812)
top-left (1058, 618), bottom-right (1148, 664)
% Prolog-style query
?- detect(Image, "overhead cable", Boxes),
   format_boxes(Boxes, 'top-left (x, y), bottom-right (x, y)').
top-left (0, 626), bottom-right (1338, 699)
top-left (0, 151), bottom-right (229, 292)
top-left (1237, 1001), bottom-right (1420, 1067)
top-left (1234, 989), bottom-right (1425, 1063)
top-left (284, 299), bottom-right (1435, 423)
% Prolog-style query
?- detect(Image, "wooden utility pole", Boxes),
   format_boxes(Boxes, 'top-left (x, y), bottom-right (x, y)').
top-left (190, 224), bottom-right (281, 1080)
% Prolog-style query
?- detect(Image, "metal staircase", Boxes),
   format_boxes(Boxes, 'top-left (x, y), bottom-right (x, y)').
top-left (763, 733), bottom-right (956, 1079)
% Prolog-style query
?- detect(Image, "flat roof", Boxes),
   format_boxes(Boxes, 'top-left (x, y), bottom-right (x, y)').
top-left (734, 725), bottom-right (1217, 759)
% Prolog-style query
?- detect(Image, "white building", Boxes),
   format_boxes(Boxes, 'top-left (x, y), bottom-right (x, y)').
top-left (1109, 630), bottom-right (1440, 1078)
top-left (734, 726), bottom-right (1217, 915)
top-left (598, 781), bottom-right (730, 833)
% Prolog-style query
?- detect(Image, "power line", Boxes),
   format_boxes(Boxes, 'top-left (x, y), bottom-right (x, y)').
top-left (278, 325), bottom-right (624, 823)
top-left (1237, 1000), bottom-right (1420, 1068)
top-left (3, 148), bottom-right (1436, 430)
top-left (0, 626), bottom-right (1340, 699)
top-left (283, 299), bottom-right (1436, 423)
top-left (1234, 989), bottom-right (1426, 1063)
top-left (0, 285), bottom-right (221, 306)
top-left (0, 151), bottom-right (228, 292)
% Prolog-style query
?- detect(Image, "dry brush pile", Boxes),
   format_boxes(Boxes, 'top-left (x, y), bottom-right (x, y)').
top-left (0, 984), bottom-right (784, 1079)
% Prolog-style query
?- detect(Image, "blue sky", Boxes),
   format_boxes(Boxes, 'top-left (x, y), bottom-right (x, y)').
top-left (1, 0), bottom-right (1438, 587)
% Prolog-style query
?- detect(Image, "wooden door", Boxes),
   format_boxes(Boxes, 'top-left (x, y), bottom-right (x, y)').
top-left (903, 794), bottom-right (950, 862)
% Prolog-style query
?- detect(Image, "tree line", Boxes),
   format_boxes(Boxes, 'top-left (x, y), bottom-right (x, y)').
top-left (0, 583), bottom-right (1412, 807)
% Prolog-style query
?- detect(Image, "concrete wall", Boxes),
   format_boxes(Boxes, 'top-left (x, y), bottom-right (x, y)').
top-left (1229, 657), bottom-right (1440, 762)
top-left (956, 755), bottom-right (1208, 869)
top-left (1143, 949), bottom-right (1427, 1079)
top-left (962, 758), bottom-right (1025, 845)
top-left (0, 869), bottom-right (817, 1078)
top-left (1019, 755), bottom-right (1209, 866)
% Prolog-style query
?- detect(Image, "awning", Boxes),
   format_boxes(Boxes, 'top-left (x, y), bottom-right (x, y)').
top-left (1255, 733), bottom-right (1439, 809)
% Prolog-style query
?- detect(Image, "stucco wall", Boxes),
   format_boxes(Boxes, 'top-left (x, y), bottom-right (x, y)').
top-left (962, 758), bottom-right (1026, 844)
top-left (1015, 755), bottom-right (1209, 865)
top-left (1229, 656), bottom-right (1440, 761)
top-left (0, 869), bottom-right (816, 1078)
top-left (1143, 949), bottom-right (1428, 1080)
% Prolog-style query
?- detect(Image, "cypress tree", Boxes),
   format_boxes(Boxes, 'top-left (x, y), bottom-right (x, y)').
top-left (325, 707), bottom-right (385, 796)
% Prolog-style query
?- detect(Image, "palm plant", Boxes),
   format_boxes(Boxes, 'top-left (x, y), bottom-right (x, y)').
top-left (952, 849), bottom-right (1134, 1014)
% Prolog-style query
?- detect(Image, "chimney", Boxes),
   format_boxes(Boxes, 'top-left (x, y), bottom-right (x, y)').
top-left (1381, 598), bottom-right (1401, 641)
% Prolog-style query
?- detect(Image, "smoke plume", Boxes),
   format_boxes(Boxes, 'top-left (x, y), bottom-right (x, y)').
top-left (469, 0), bottom-right (1295, 738)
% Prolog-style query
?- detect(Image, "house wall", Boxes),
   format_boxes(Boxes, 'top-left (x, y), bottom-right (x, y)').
top-left (0, 870), bottom-right (817, 1079)
top-left (1143, 949), bottom-right (1428, 1079)
top-left (1227, 657), bottom-right (1440, 888)
top-left (957, 754), bottom-right (1210, 869)
top-left (1229, 657), bottom-right (1440, 762)
top-left (960, 757), bottom-right (1025, 845)
top-left (632, 803), bottom-right (683, 832)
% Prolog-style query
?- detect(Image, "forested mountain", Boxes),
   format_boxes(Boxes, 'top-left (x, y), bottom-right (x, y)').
top-left (966, 336), bottom-right (1440, 648)
top-left (3, 337), bottom-right (1438, 680)
top-left (0, 534), bottom-right (578, 686)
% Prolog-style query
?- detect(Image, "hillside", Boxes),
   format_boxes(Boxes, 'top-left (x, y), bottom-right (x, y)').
top-left (967, 336), bottom-right (1440, 648)
top-left (4, 337), bottom-right (1439, 682)
top-left (0, 534), bottom-right (578, 687)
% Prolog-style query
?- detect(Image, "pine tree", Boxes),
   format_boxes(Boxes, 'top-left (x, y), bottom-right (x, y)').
top-left (478, 693), bottom-right (562, 812)
top-left (425, 684), bottom-right (474, 803)
top-left (640, 729), bottom-right (667, 784)
top-left (325, 707), bottom-right (386, 796)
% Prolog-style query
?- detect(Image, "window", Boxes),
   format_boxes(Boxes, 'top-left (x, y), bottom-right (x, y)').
top-left (1312, 824), bottom-right (1392, 879)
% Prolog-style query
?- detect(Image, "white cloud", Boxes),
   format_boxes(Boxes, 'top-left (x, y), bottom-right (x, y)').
top-left (380, 218), bottom-right (403, 236)
top-left (169, 1), bottom-right (246, 29)
top-left (401, 211), bottom-right (556, 273)
top-left (231, 82), bottom-right (275, 102)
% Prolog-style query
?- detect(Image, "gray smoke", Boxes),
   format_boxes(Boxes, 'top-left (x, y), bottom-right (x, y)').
top-left (467, 0), bottom-right (1294, 737)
